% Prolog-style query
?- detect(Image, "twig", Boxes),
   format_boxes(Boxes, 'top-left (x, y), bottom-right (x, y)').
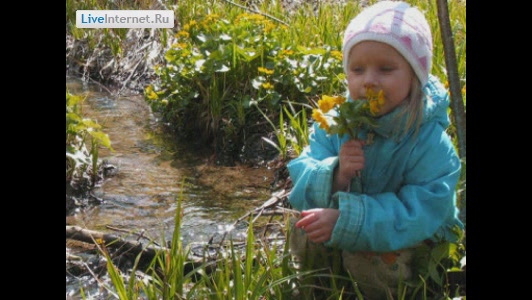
top-left (68, 70), bottom-right (115, 95)
top-left (216, 190), bottom-right (293, 246)
top-left (118, 56), bottom-right (144, 96)
top-left (106, 225), bottom-right (162, 247)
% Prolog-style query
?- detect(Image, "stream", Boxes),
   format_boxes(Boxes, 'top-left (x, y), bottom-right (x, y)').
top-left (66, 76), bottom-right (277, 298)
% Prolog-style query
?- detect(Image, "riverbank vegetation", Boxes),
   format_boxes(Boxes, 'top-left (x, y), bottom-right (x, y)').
top-left (66, 89), bottom-right (114, 212)
top-left (66, 0), bottom-right (466, 299)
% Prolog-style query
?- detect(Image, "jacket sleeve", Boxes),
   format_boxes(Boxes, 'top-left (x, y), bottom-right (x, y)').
top-left (324, 123), bottom-right (462, 252)
top-left (287, 122), bottom-right (342, 211)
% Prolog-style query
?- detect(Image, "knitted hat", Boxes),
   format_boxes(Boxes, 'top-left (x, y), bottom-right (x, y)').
top-left (342, 1), bottom-right (432, 86)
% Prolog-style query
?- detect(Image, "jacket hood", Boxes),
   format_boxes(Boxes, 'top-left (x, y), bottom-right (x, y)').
top-left (421, 74), bottom-right (450, 128)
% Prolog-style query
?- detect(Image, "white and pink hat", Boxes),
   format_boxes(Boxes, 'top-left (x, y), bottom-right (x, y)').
top-left (342, 1), bottom-right (433, 86)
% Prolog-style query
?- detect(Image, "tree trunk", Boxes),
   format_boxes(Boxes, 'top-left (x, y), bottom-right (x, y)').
top-left (436, 0), bottom-right (466, 227)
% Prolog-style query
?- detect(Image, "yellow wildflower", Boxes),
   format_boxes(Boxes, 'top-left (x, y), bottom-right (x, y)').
top-left (318, 96), bottom-right (336, 113)
top-left (176, 30), bottom-right (189, 38)
top-left (312, 88), bottom-right (382, 139)
top-left (278, 49), bottom-right (294, 59)
top-left (312, 109), bottom-right (329, 131)
top-left (330, 50), bottom-right (342, 61)
top-left (332, 95), bottom-right (346, 106)
top-left (261, 82), bottom-right (274, 89)
top-left (258, 67), bottom-right (274, 75)
top-left (172, 42), bottom-right (187, 49)
top-left (207, 14), bottom-right (219, 20)
top-left (145, 85), bottom-right (158, 100)
top-left (262, 21), bottom-right (275, 33)
top-left (368, 90), bottom-right (384, 116)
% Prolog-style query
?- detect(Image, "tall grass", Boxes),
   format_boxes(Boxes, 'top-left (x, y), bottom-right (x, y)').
top-left (92, 181), bottom-right (463, 299)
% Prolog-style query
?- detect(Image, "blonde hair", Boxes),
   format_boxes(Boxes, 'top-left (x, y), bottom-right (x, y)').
top-left (393, 78), bottom-right (424, 140)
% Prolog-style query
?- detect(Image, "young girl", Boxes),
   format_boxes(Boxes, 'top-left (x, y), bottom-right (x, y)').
top-left (287, 1), bottom-right (464, 298)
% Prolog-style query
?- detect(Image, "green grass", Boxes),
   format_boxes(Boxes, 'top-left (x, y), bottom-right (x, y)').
top-left (89, 182), bottom-right (464, 299)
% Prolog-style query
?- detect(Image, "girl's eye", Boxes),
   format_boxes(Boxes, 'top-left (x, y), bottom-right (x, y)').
top-left (380, 66), bottom-right (394, 72)
top-left (352, 67), bottom-right (363, 74)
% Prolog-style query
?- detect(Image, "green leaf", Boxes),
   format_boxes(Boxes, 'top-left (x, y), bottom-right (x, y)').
top-left (81, 118), bottom-right (101, 130)
top-left (219, 33), bottom-right (232, 41)
top-left (297, 46), bottom-right (326, 55)
top-left (431, 242), bottom-right (451, 262)
top-left (251, 77), bottom-right (265, 90)
top-left (214, 64), bottom-right (230, 73)
top-left (196, 33), bottom-right (207, 43)
top-left (194, 59), bottom-right (205, 72)
top-left (66, 112), bottom-right (82, 123)
top-left (164, 49), bottom-right (178, 63)
top-left (261, 137), bottom-right (281, 152)
top-left (241, 95), bottom-right (253, 108)
top-left (235, 47), bottom-right (259, 62)
top-left (88, 131), bottom-right (113, 150)
top-left (428, 262), bottom-right (443, 285)
top-left (66, 93), bottom-right (82, 108)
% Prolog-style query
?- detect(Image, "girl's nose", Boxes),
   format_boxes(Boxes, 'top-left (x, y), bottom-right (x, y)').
top-left (363, 71), bottom-right (378, 88)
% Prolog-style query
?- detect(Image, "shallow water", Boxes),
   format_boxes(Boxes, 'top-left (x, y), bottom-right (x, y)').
top-left (66, 76), bottom-right (276, 298)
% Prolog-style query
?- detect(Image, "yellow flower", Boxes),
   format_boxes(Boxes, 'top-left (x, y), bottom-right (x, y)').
top-left (181, 20), bottom-right (197, 31)
top-left (330, 50), bottom-right (342, 61)
top-left (145, 85), bottom-right (158, 100)
top-left (258, 67), bottom-right (274, 75)
top-left (171, 42), bottom-right (187, 49)
top-left (312, 109), bottom-right (329, 131)
top-left (318, 95), bottom-right (336, 113)
top-left (368, 90), bottom-right (384, 116)
top-left (332, 95), bottom-right (346, 106)
top-left (312, 88), bottom-right (382, 140)
top-left (176, 30), bottom-right (189, 38)
top-left (261, 82), bottom-right (274, 89)
top-left (262, 21), bottom-right (275, 33)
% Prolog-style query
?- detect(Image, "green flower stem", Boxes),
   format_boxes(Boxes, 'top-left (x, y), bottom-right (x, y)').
top-left (348, 125), bottom-right (362, 193)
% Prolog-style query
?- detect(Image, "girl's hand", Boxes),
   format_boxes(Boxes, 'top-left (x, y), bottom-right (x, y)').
top-left (334, 139), bottom-right (365, 192)
top-left (295, 208), bottom-right (340, 243)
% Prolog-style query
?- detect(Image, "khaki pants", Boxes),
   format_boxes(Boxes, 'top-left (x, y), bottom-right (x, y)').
top-left (289, 218), bottom-right (422, 300)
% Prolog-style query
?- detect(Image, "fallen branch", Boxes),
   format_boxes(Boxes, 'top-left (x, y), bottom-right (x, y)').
top-left (66, 225), bottom-right (163, 270)
top-left (66, 190), bottom-right (297, 276)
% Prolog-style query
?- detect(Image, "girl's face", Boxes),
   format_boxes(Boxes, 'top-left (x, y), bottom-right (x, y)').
top-left (346, 41), bottom-right (415, 116)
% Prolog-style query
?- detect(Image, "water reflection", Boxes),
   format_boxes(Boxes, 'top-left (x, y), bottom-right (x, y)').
top-left (66, 75), bottom-right (274, 264)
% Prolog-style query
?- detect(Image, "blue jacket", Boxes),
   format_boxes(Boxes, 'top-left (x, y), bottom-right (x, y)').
top-left (287, 75), bottom-right (464, 252)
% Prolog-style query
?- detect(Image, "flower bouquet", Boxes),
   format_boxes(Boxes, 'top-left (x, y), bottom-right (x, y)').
top-left (311, 87), bottom-right (384, 192)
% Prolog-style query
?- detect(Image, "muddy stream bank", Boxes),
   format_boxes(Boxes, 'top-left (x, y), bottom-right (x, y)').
top-left (66, 76), bottom-right (282, 297)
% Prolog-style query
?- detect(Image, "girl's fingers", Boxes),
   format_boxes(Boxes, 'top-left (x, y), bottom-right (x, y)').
top-left (295, 212), bottom-right (315, 228)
